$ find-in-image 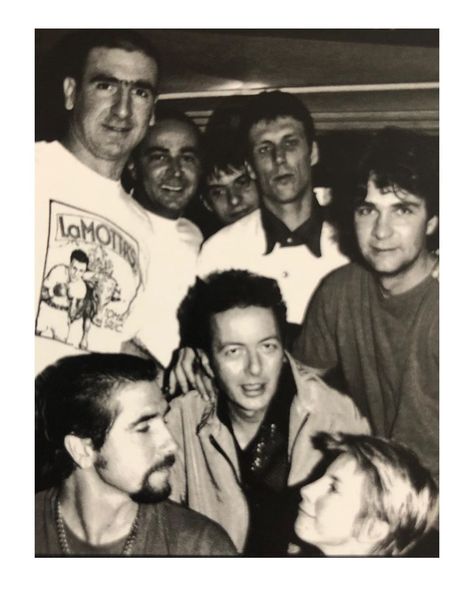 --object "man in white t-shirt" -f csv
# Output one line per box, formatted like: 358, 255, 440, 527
126, 108, 204, 366
36, 30, 162, 373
